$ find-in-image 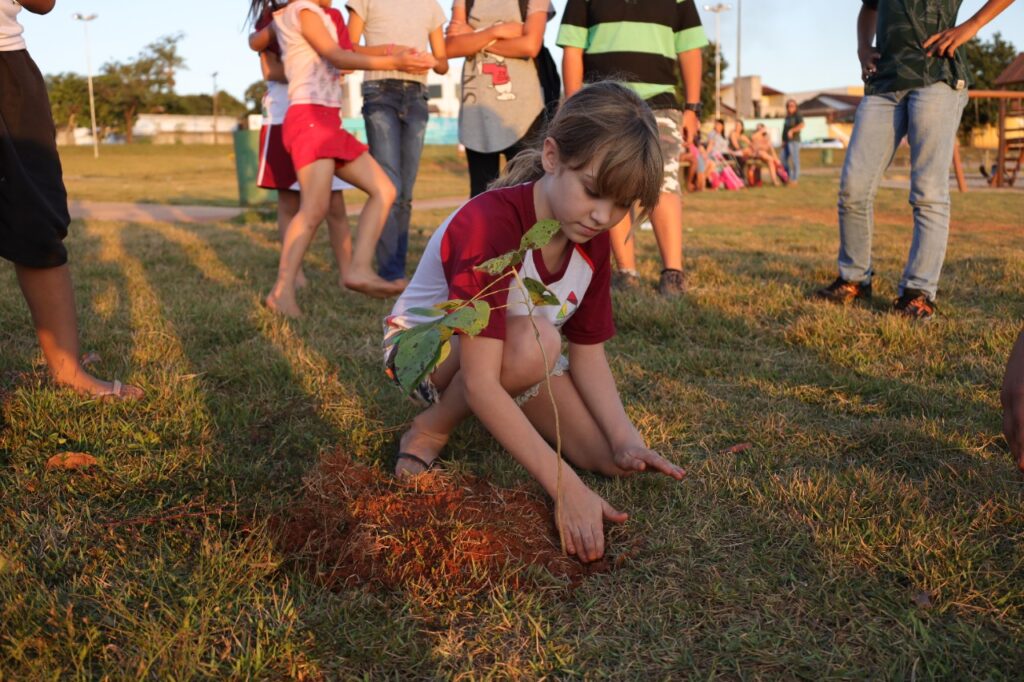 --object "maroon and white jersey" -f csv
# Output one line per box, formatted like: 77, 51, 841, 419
386, 182, 615, 345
